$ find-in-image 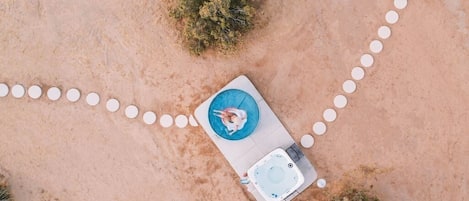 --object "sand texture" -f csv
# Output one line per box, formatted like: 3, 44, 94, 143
0, 0, 468, 200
